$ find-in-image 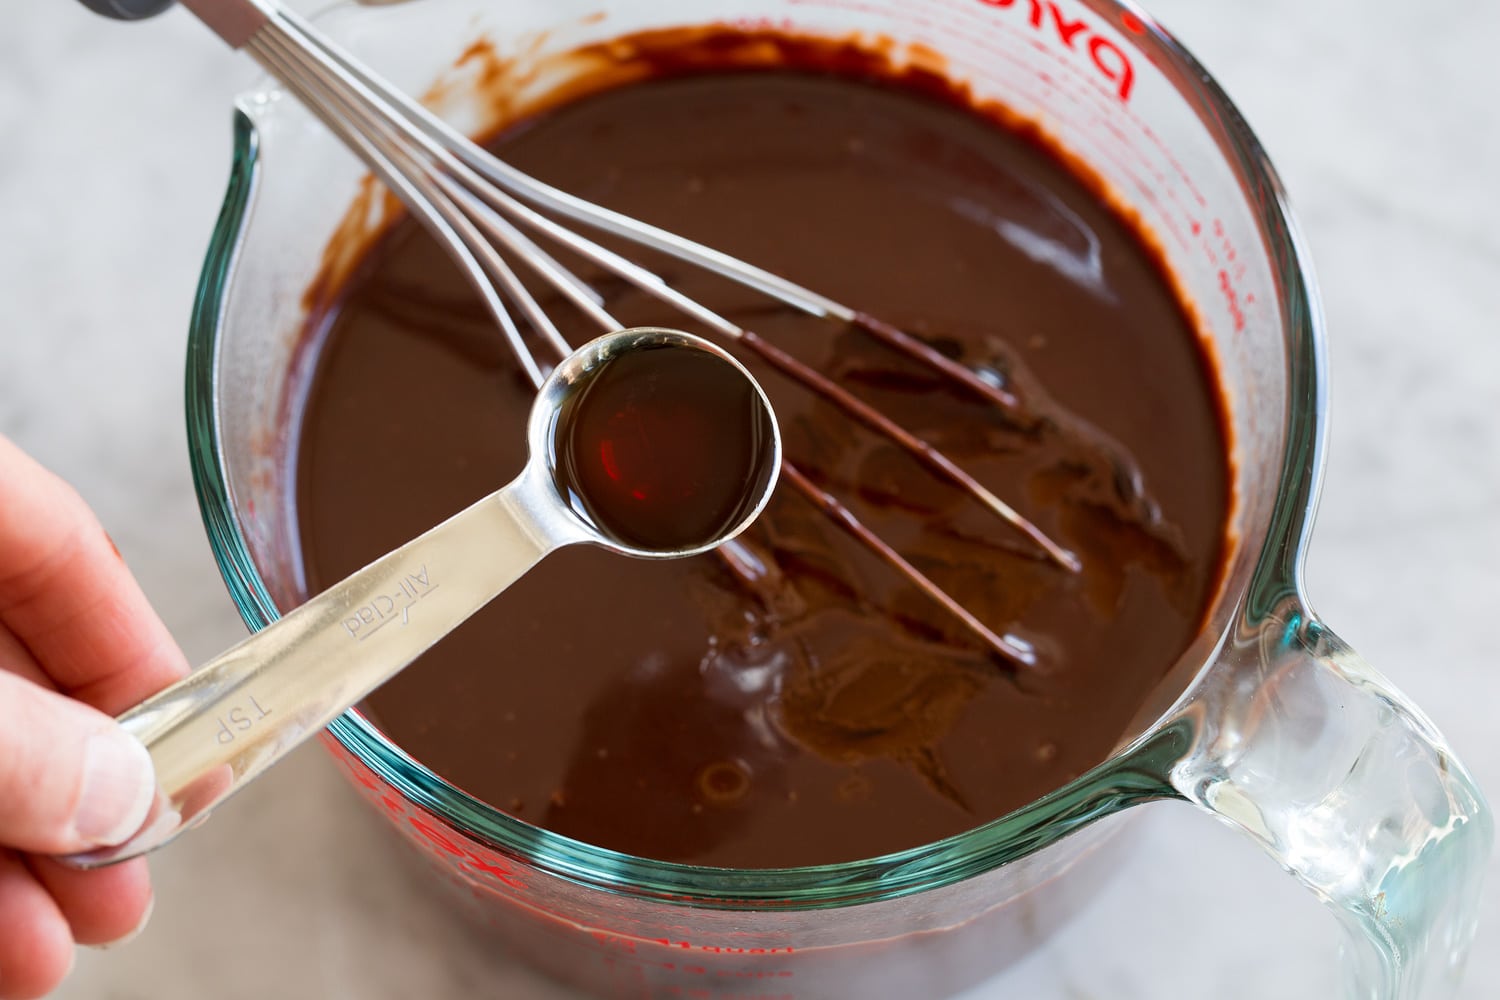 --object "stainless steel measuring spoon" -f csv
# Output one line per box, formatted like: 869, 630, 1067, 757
62, 328, 780, 868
